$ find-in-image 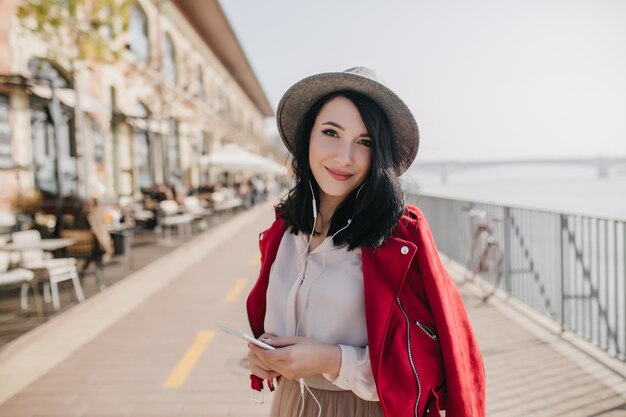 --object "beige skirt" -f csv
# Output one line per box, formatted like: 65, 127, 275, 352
269, 378, 384, 417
